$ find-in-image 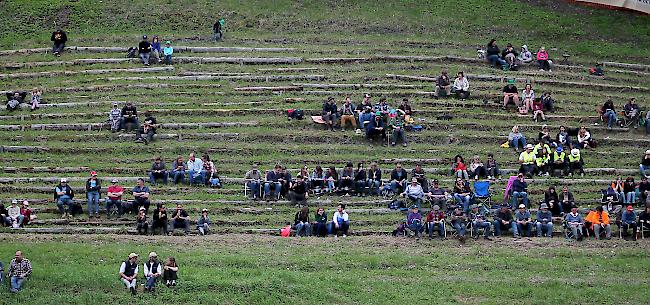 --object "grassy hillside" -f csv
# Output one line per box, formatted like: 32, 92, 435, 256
0, 0, 649, 61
